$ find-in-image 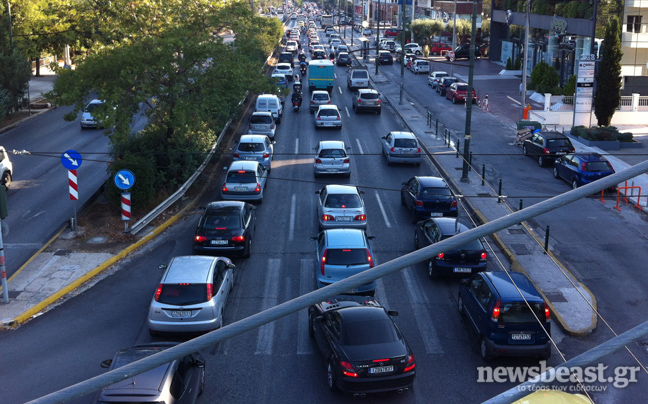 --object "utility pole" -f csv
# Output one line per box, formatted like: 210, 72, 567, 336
452, 0, 457, 51
375, 0, 381, 75
399, 3, 405, 104
460, 0, 478, 182
590, 0, 599, 55
410, 0, 415, 42
7, 1, 13, 48
520, 0, 530, 120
